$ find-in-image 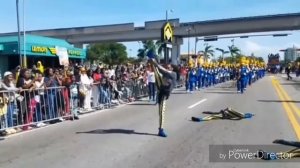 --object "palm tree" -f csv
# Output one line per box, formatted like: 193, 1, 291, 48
137, 40, 156, 59
155, 40, 165, 59
215, 48, 229, 61
201, 43, 214, 62
137, 40, 164, 60
228, 45, 241, 63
